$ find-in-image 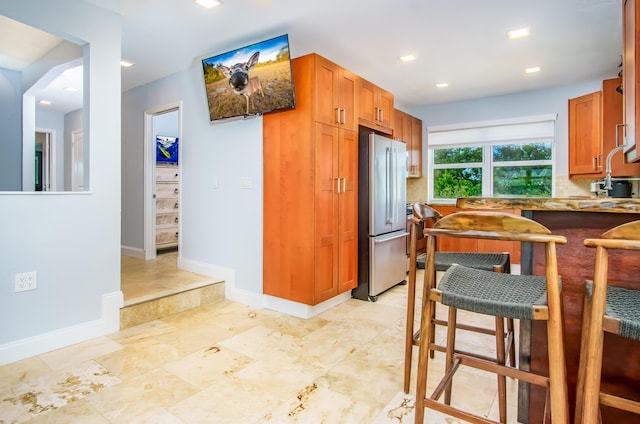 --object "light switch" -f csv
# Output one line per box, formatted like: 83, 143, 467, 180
240, 177, 252, 189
